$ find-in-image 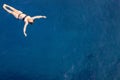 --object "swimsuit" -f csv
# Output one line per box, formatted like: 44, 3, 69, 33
18, 13, 27, 20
